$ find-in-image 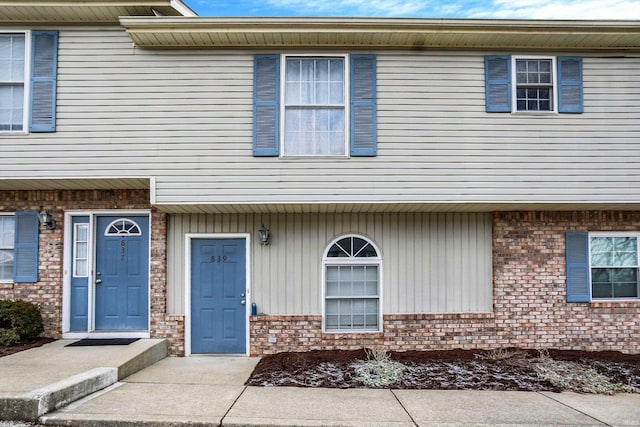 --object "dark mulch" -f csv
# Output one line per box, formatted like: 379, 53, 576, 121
0, 337, 55, 358
246, 348, 640, 392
